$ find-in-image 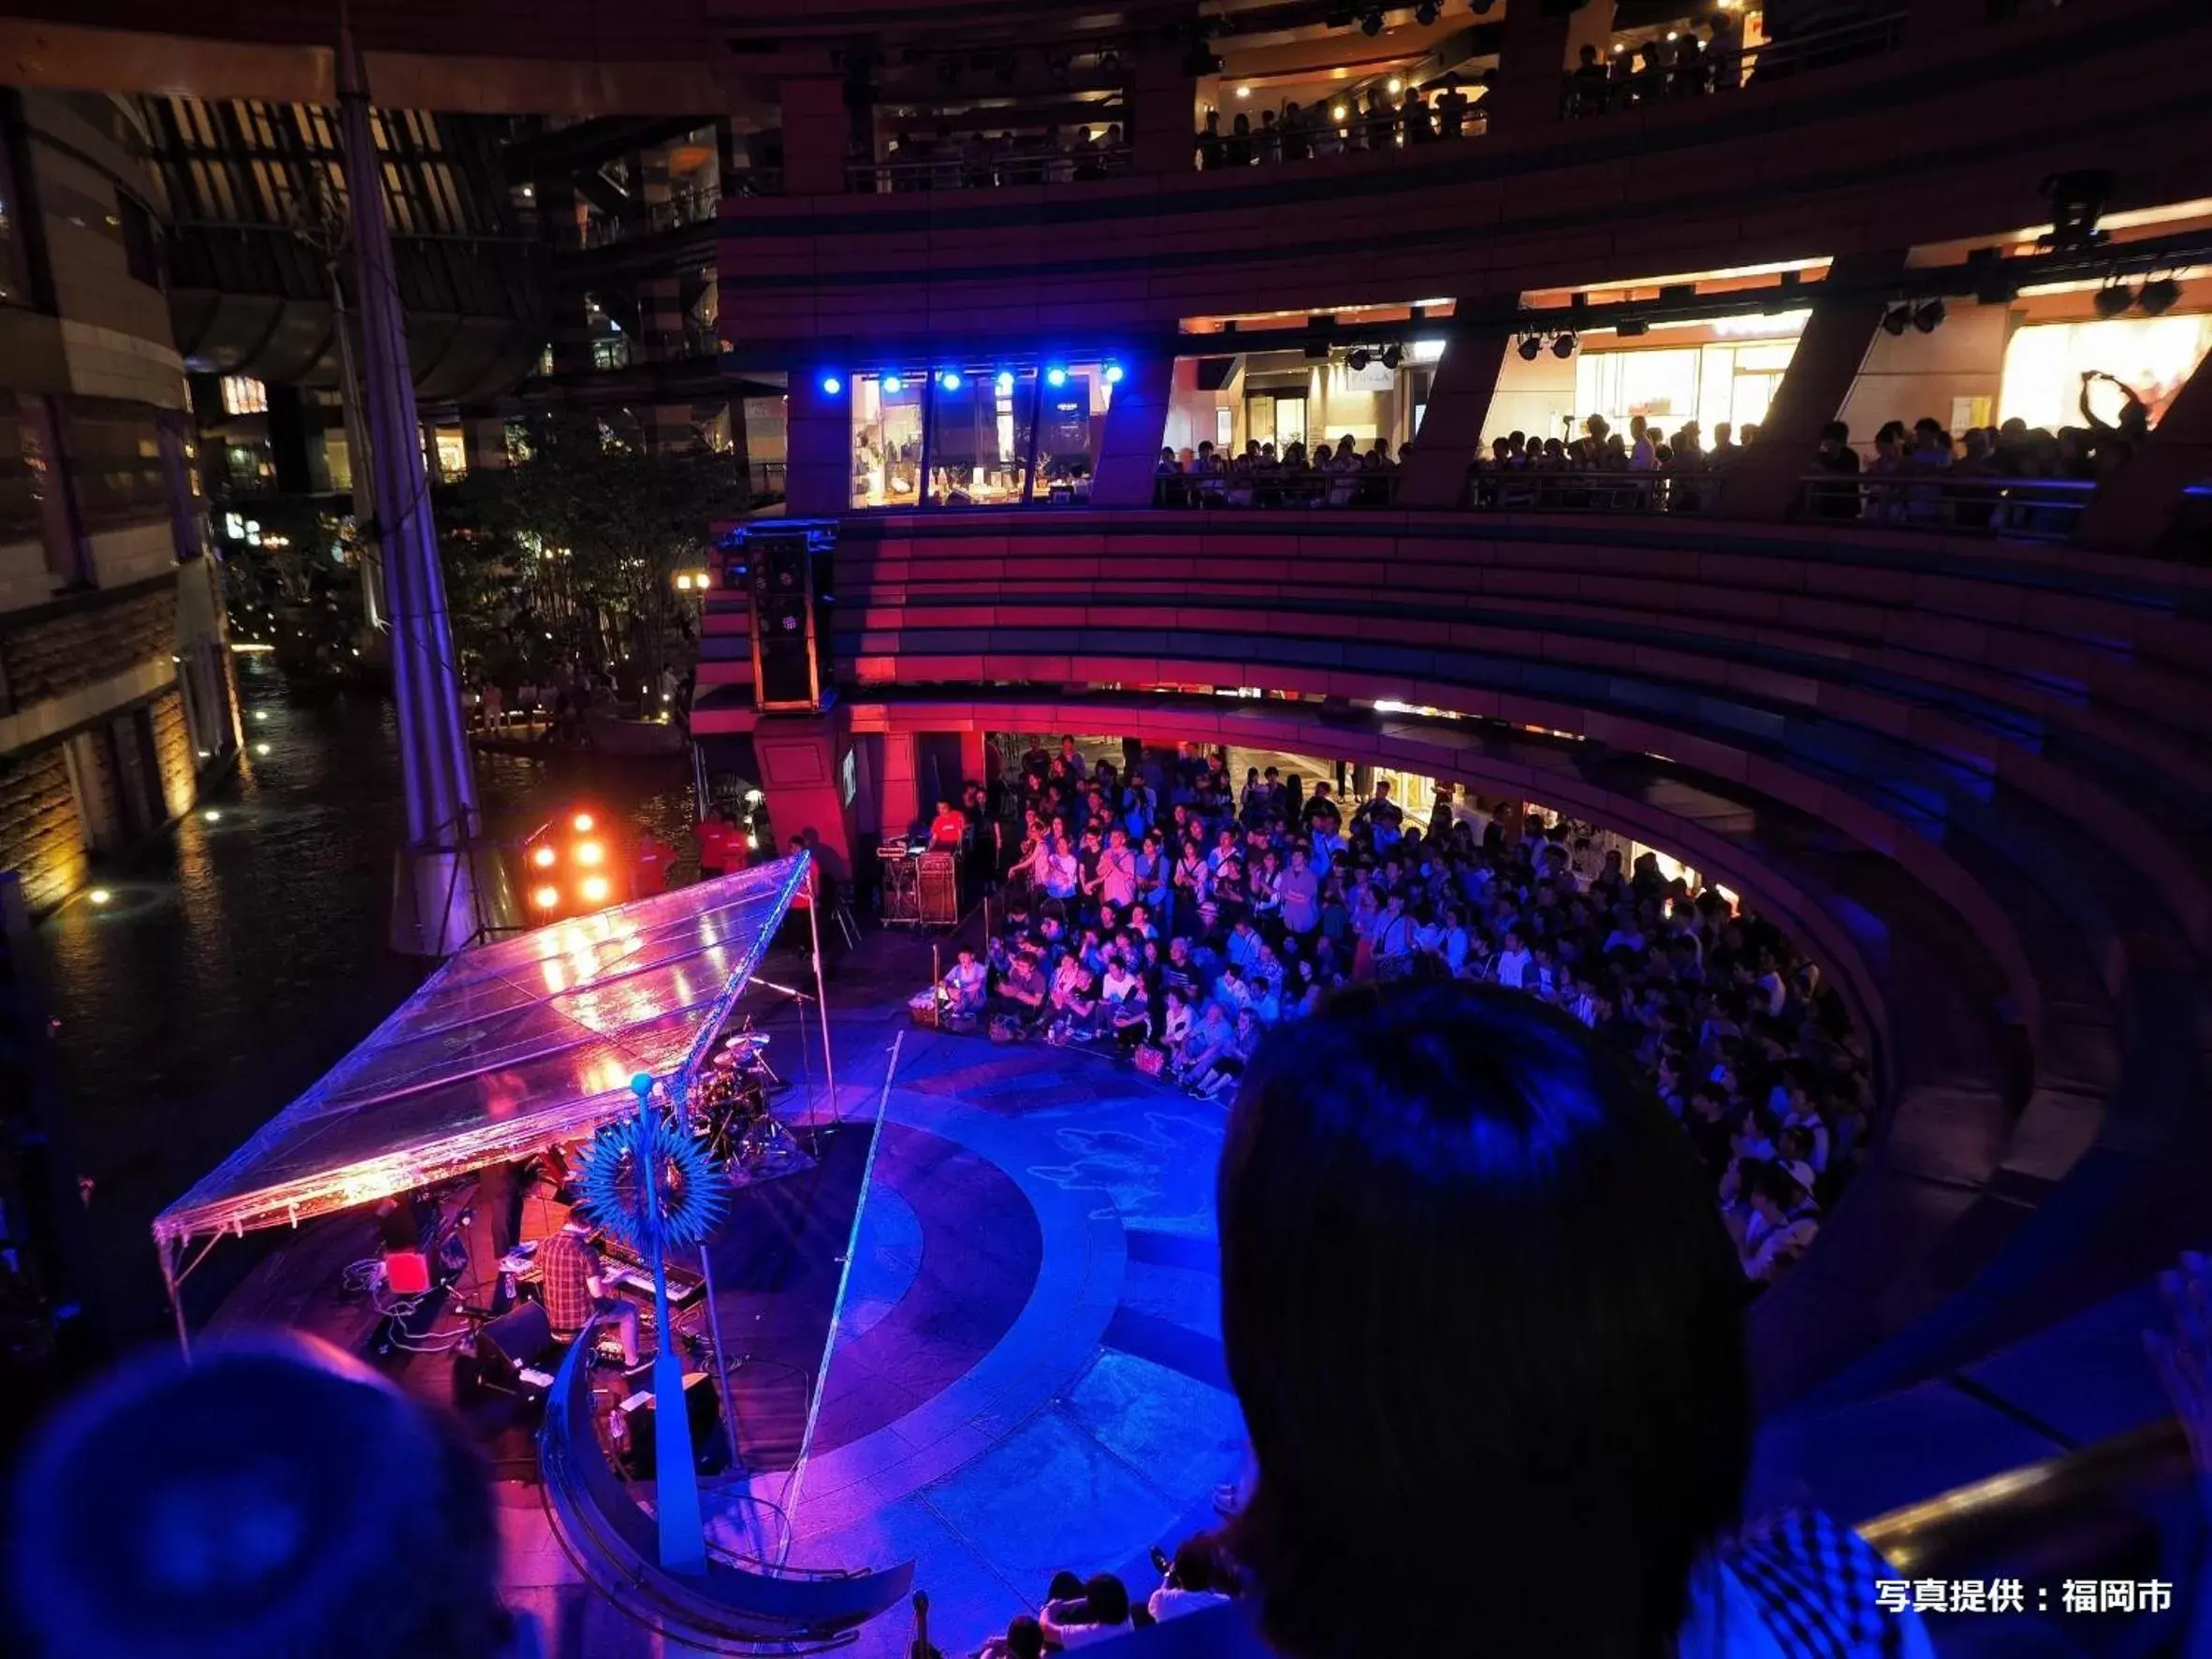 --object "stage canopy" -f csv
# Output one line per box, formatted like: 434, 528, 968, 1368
154, 854, 809, 1248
